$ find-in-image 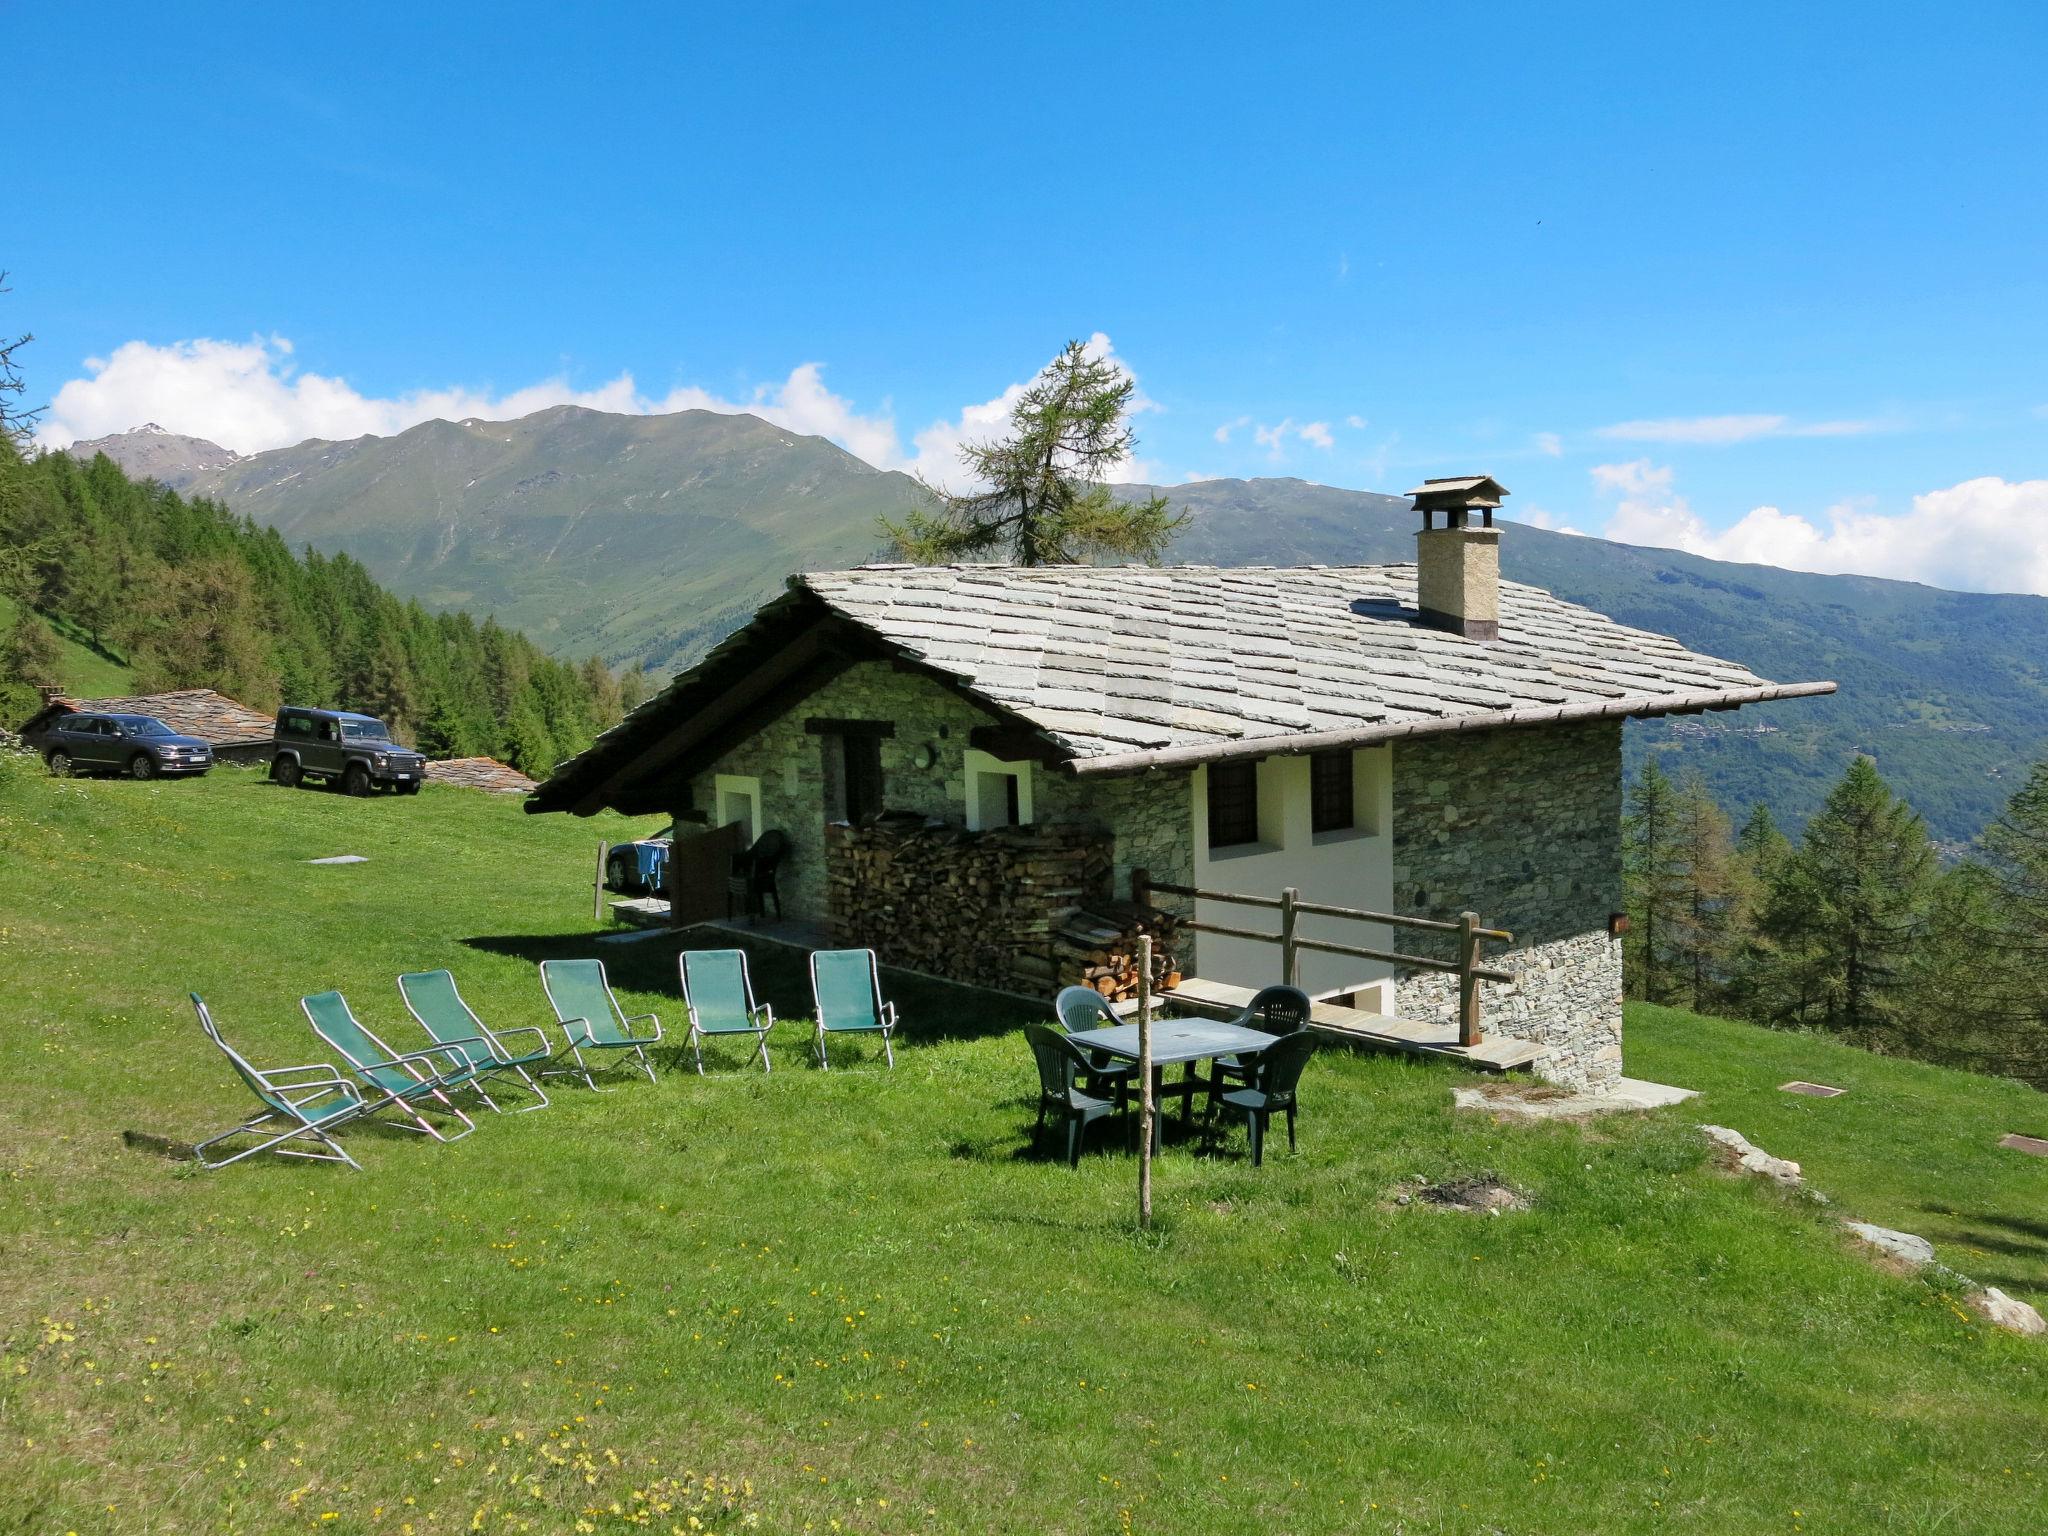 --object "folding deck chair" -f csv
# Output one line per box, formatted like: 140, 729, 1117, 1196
677, 948, 775, 1074
538, 957, 663, 1088
808, 948, 897, 1069
398, 968, 562, 1111
301, 990, 479, 1141
191, 994, 372, 1171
